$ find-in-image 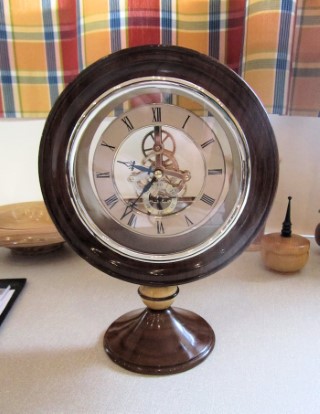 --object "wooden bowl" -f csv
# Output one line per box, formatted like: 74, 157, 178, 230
0, 201, 64, 254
